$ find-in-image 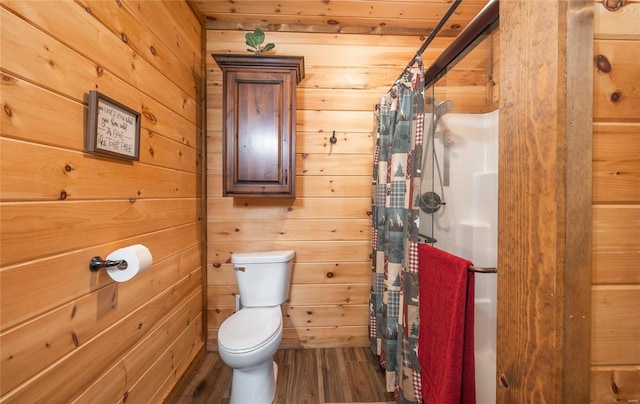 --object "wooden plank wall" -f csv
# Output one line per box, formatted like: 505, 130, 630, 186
591, 1, 640, 400
0, 1, 204, 402
206, 30, 496, 348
